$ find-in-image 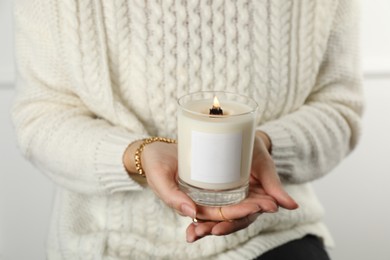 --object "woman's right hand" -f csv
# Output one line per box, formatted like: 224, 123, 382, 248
139, 141, 199, 218
123, 140, 197, 217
